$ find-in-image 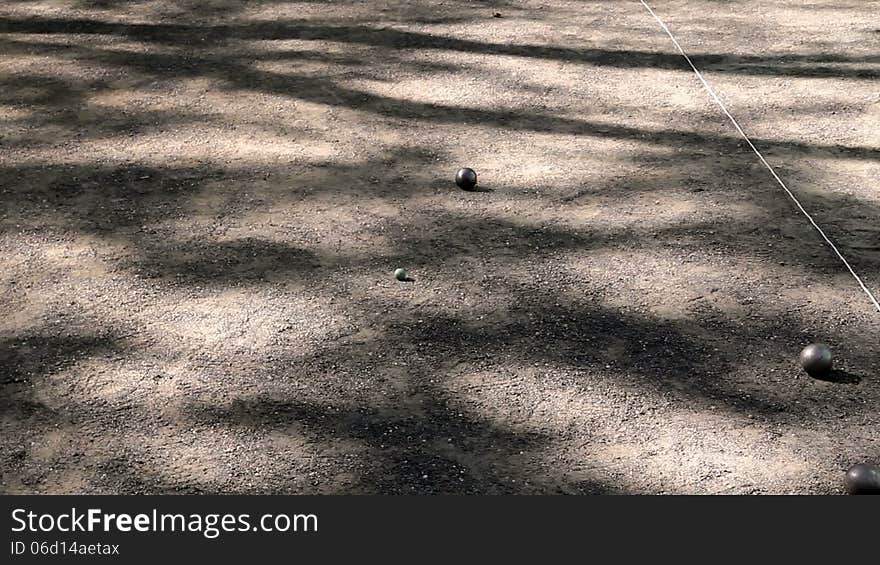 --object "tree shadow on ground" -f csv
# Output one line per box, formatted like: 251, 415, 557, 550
0, 332, 123, 391
129, 237, 321, 283
0, 330, 125, 491
0, 162, 225, 236
2, 2, 879, 494
288, 283, 877, 423
181, 393, 617, 494
1, 14, 877, 79
3, 33, 876, 164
